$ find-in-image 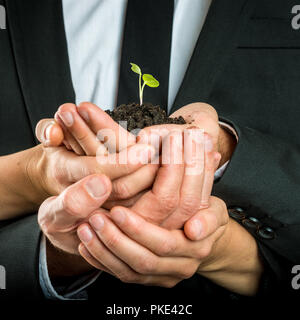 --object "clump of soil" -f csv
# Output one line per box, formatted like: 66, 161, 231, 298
105, 102, 186, 132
